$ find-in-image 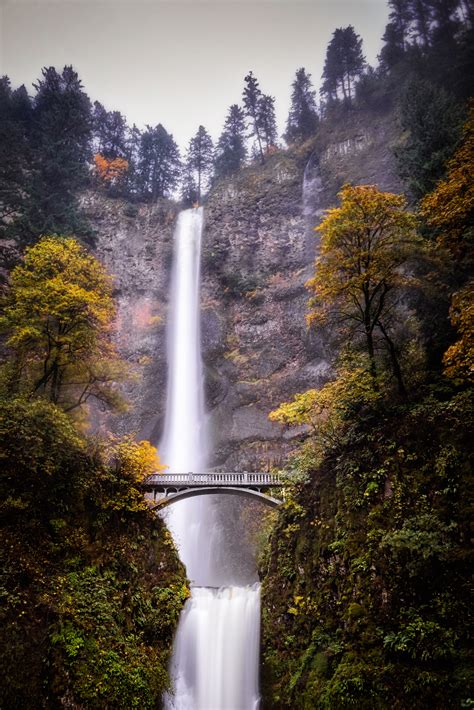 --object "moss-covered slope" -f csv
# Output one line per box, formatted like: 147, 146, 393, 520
0, 398, 188, 709
260, 386, 473, 709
